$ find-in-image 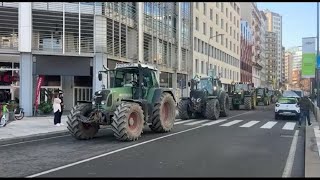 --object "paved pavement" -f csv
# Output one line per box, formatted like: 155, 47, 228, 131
0, 105, 305, 177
